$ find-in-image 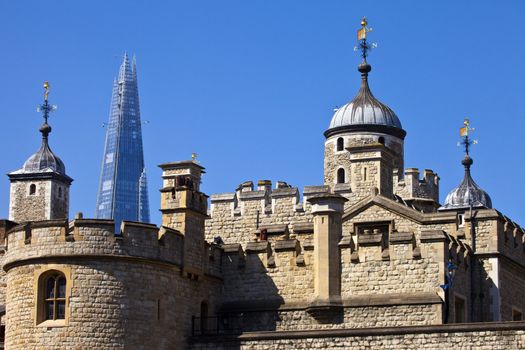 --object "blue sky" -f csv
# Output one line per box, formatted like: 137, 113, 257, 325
1, 1, 524, 225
